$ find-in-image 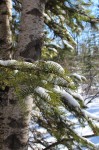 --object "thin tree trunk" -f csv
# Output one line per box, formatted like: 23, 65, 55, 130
0, 0, 45, 150
0, 0, 12, 59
